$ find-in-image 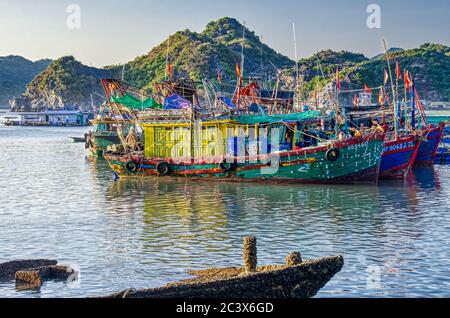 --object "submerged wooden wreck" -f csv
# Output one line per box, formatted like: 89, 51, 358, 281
105, 237, 344, 299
